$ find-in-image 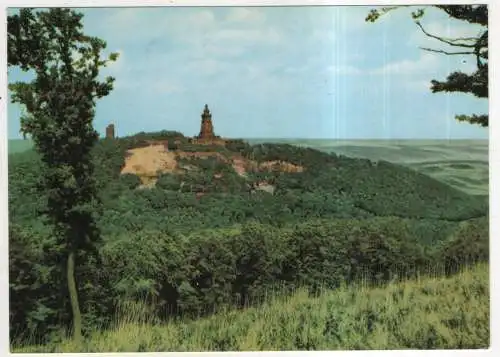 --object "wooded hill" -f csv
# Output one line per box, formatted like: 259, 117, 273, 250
8, 130, 489, 344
